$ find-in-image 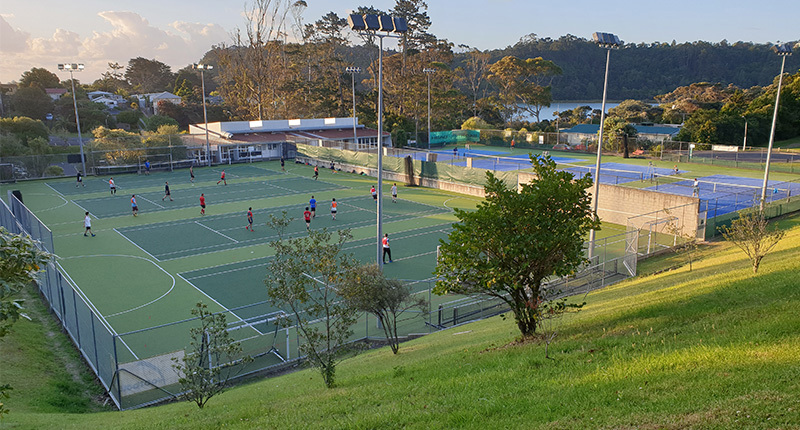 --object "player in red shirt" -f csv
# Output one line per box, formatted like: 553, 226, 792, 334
303, 207, 312, 230
371, 186, 377, 203
313, 165, 319, 180
246, 207, 254, 231
217, 170, 226, 185
199, 193, 206, 215
330, 198, 338, 220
